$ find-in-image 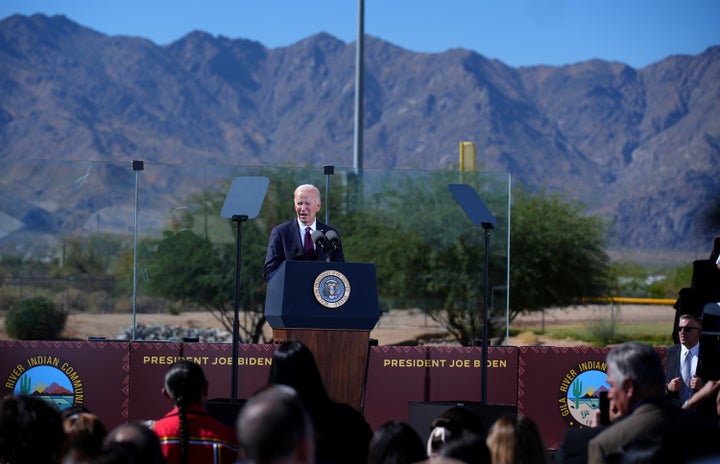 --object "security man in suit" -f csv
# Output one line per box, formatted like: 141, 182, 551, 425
665, 313, 706, 406
262, 184, 344, 282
